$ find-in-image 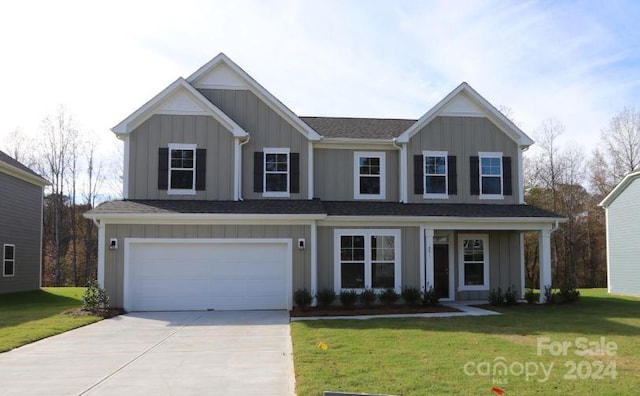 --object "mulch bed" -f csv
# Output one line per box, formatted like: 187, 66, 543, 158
62, 308, 126, 319
290, 304, 460, 317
